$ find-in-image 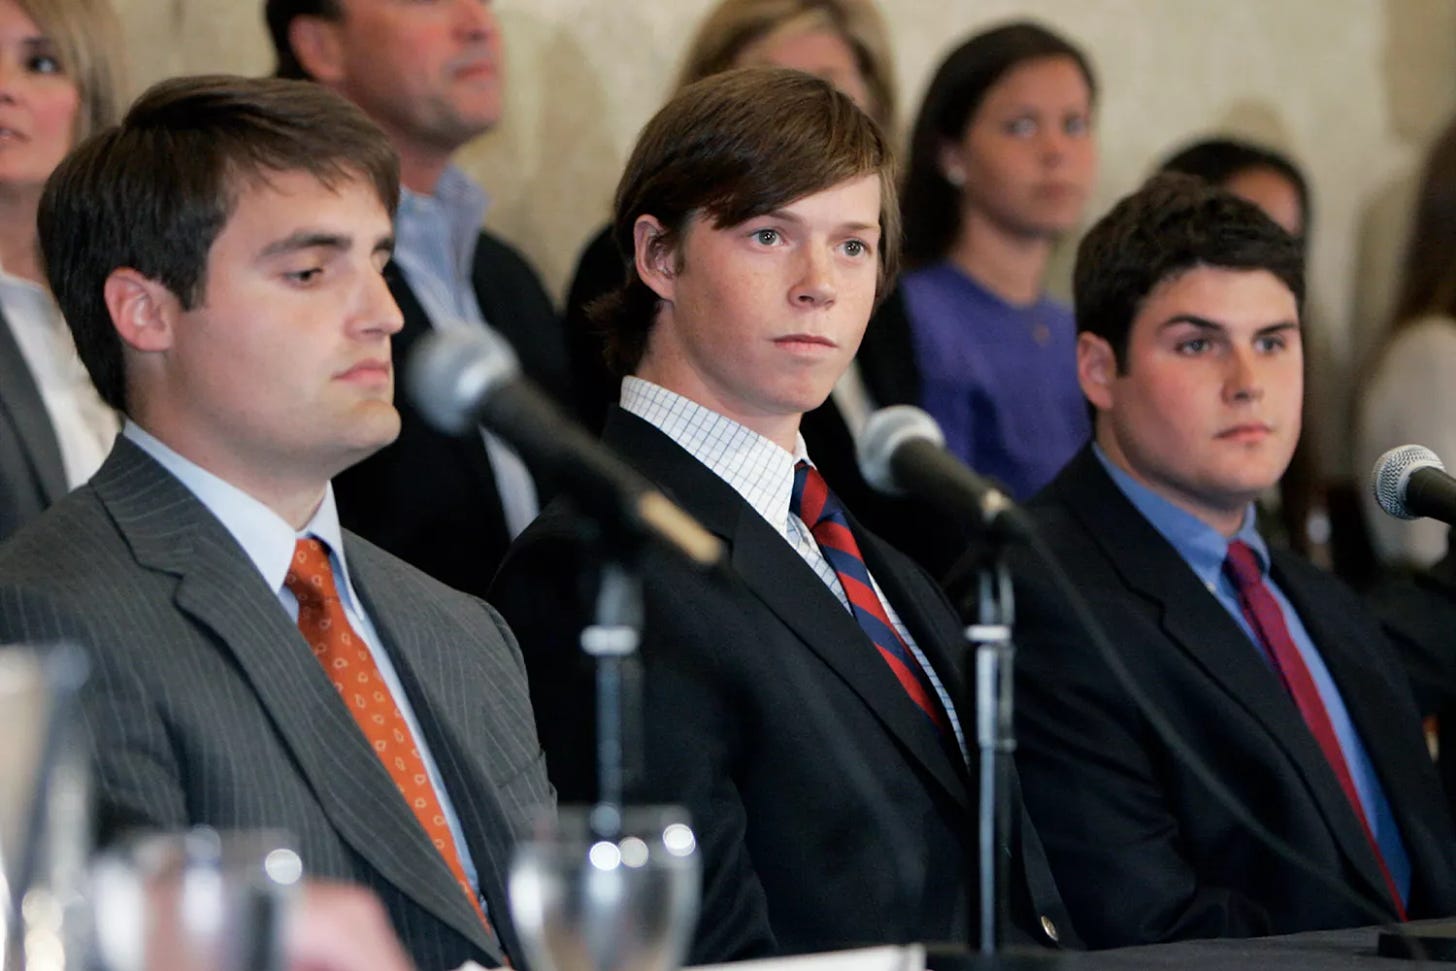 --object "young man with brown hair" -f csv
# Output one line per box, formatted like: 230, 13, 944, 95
0, 74, 551, 971
492, 67, 1072, 963
1009, 172, 1456, 947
